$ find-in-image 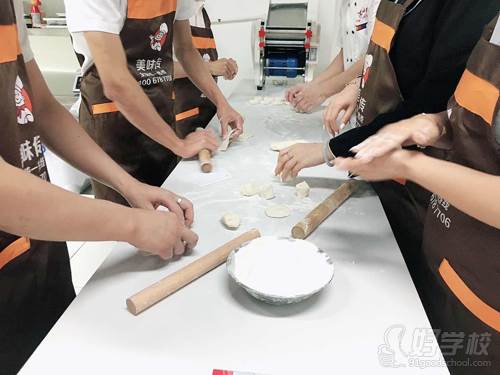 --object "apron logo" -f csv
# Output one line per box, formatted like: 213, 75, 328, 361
15, 76, 34, 125
355, 7, 369, 31
202, 53, 211, 62
150, 23, 169, 51
361, 54, 373, 89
